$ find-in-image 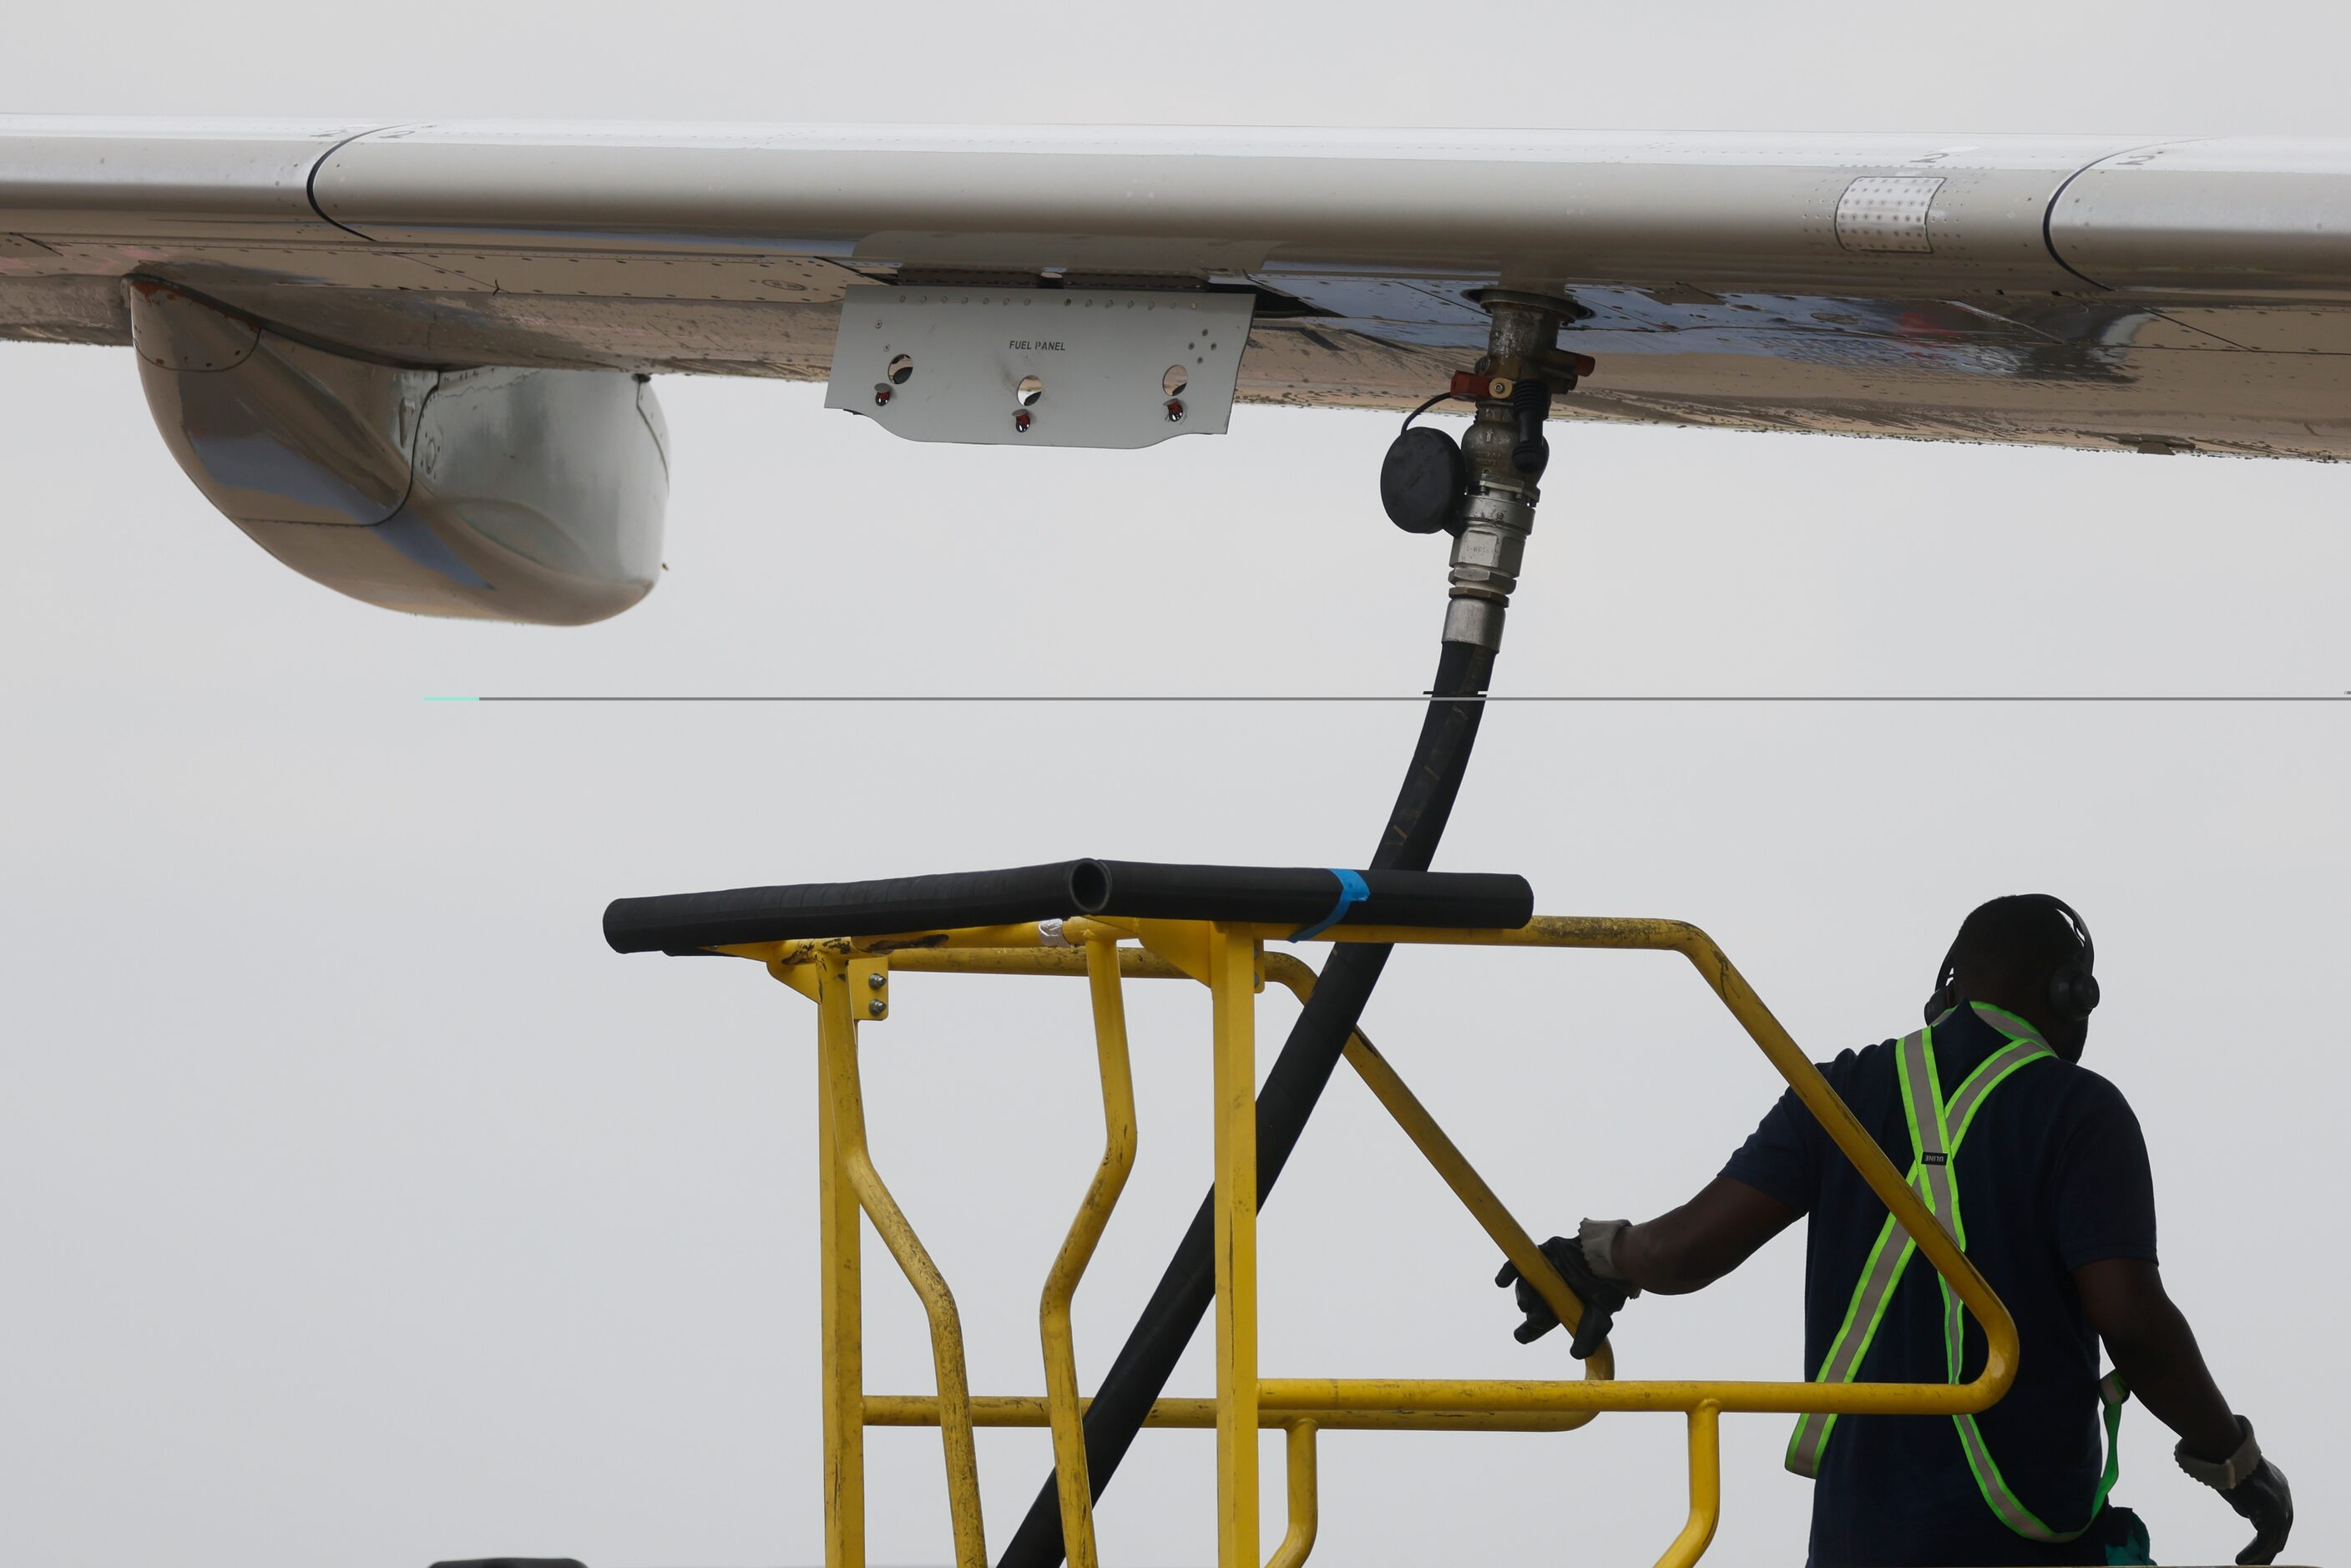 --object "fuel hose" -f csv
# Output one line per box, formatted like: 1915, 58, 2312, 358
997, 636, 1498, 1568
